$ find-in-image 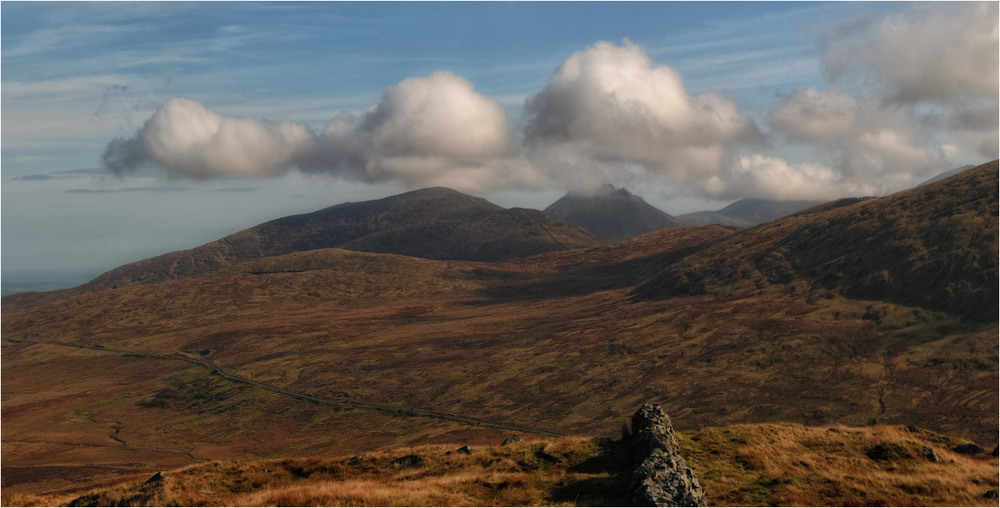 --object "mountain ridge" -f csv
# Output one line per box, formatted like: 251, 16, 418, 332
678, 198, 822, 227
636, 161, 999, 321
2, 187, 601, 310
